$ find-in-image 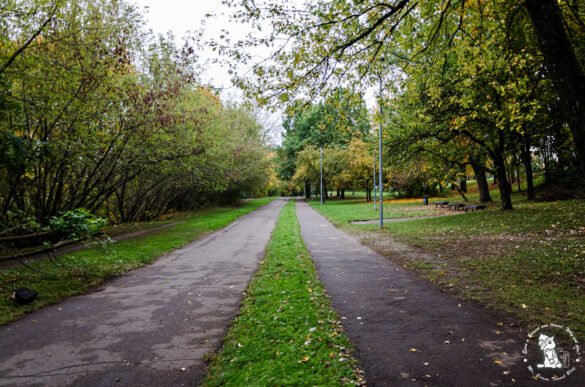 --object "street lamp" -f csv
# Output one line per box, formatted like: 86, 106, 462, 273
373, 132, 377, 210
320, 147, 323, 205
379, 75, 384, 229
